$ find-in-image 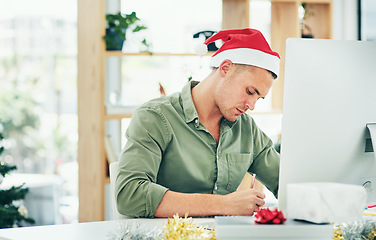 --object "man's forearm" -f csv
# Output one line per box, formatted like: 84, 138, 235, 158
153, 190, 227, 217
153, 188, 265, 218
